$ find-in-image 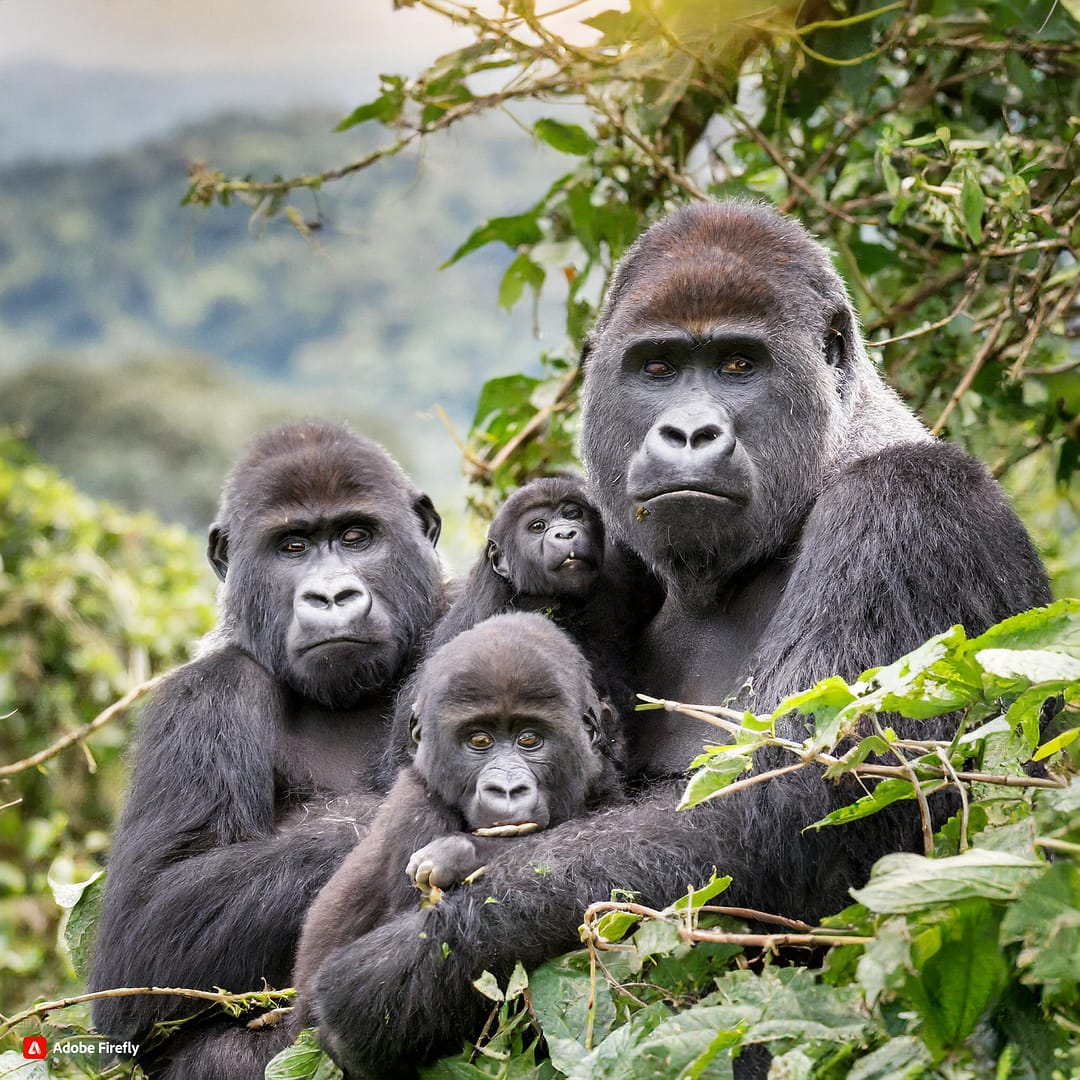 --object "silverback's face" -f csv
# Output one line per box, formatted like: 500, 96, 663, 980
581, 202, 852, 588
